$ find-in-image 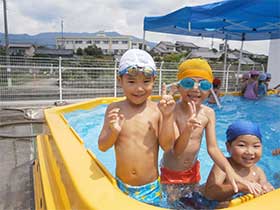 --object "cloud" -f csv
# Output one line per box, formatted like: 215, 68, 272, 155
0, 0, 270, 54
